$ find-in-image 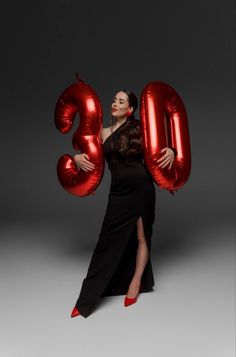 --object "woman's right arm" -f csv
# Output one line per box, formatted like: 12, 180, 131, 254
74, 127, 105, 171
